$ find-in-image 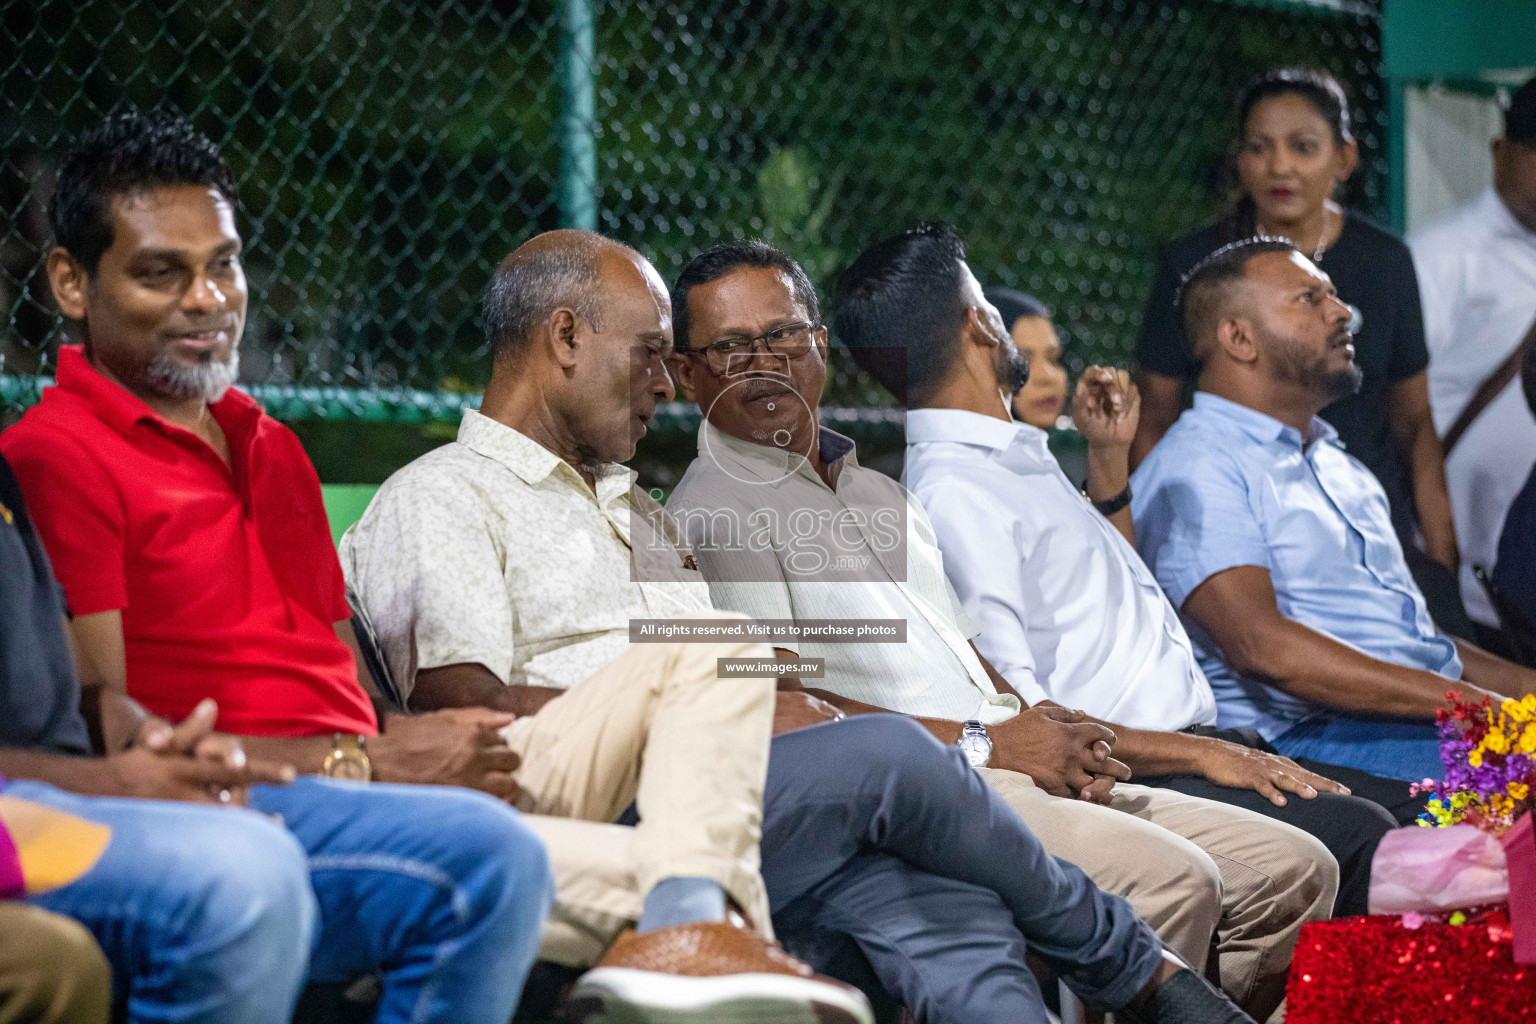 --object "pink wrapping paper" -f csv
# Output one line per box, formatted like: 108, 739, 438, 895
0, 823, 20, 900
1501, 813, 1536, 964
1367, 824, 1509, 915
